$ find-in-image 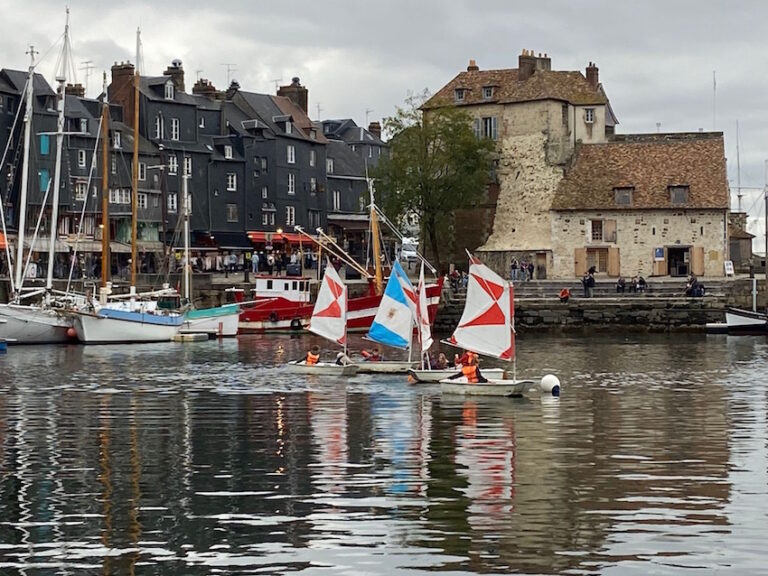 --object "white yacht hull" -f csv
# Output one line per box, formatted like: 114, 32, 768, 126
440, 377, 536, 397
180, 311, 240, 337
409, 367, 505, 383
285, 361, 359, 376
0, 304, 75, 344
72, 311, 182, 344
